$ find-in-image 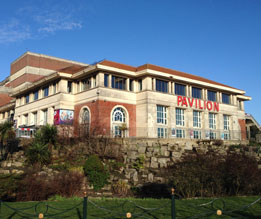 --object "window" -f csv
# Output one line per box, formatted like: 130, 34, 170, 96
67, 81, 72, 93
156, 79, 168, 93
176, 108, 185, 126
157, 128, 168, 138
210, 131, 216, 140
79, 108, 90, 136
104, 74, 109, 87
25, 94, 29, 104
129, 79, 134, 91
192, 87, 202, 99
209, 113, 216, 129
176, 129, 185, 138
43, 86, 49, 97
34, 91, 38, 101
33, 112, 37, 125
138, 79, 142, 91
112, 76, 126, 90
222, 93, 230, 104
82, 78, 91, 91
43, 109, 48, 125
112, 107, 128, 137
175, 83, 186, 96
193, 130, 201, 139
238, 100, 242, 110
223, 115, 230, 140
208, 90, 216, 102
157, 105, 167, 125
193, 111, 201, 128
